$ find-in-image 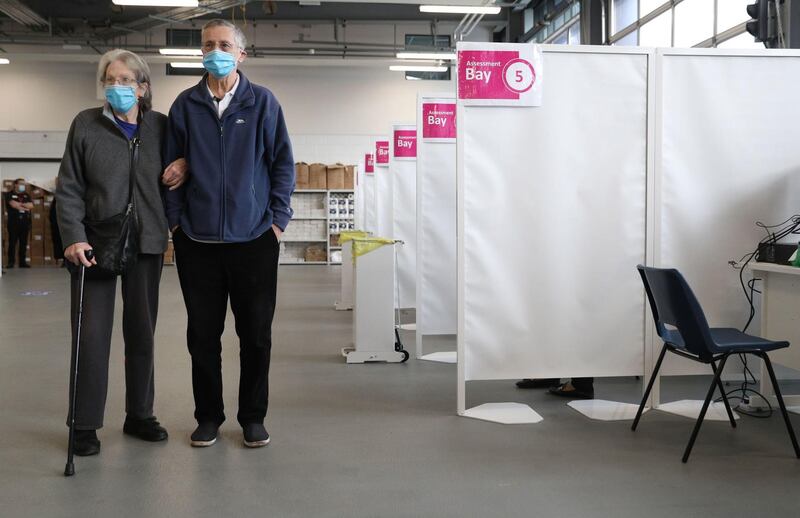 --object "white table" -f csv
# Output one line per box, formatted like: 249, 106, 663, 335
341, 242, 406, 363
750, 262, 800, 411
335, 241, 354, 311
